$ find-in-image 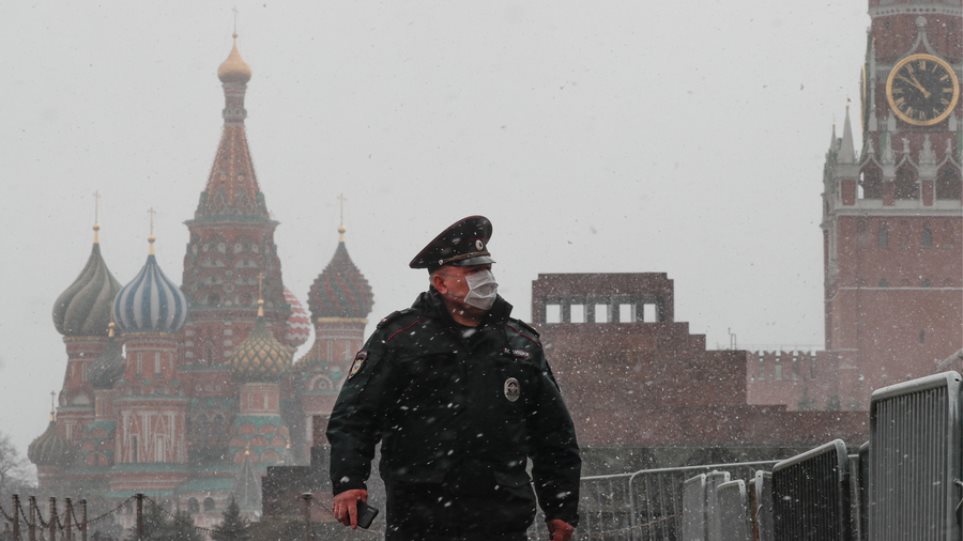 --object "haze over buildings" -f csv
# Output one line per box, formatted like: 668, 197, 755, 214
0, 1, 902, 461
